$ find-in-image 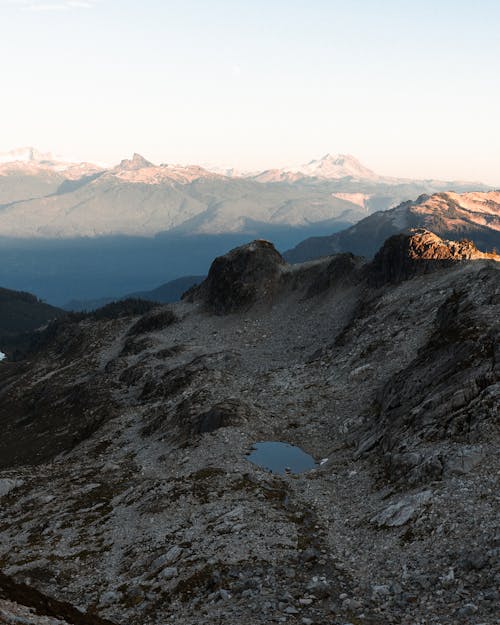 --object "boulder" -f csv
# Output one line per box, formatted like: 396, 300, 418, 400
370, 491, 432, 527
